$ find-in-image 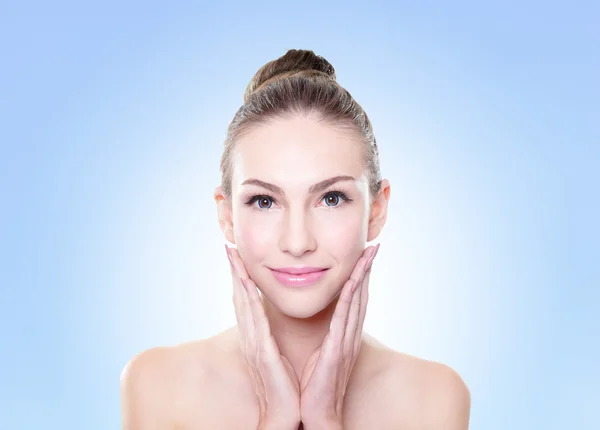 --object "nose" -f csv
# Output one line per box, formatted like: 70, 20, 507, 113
278, 206, 317, 257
